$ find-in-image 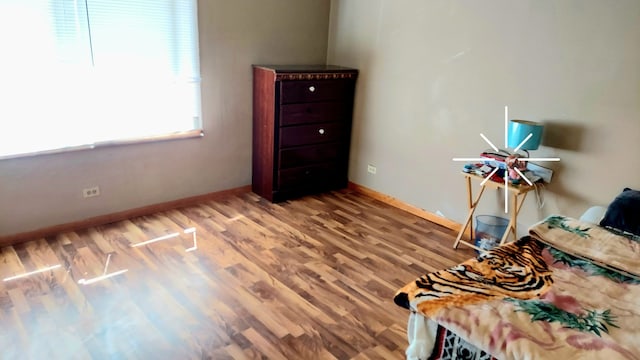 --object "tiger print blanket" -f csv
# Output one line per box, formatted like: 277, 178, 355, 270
395, 216, 640, 360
